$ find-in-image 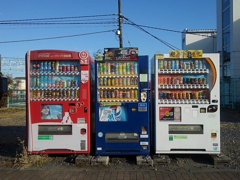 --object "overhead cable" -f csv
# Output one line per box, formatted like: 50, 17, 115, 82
123, 16, 179, 50
0, 29, 116, 44
0, 14, 117, 23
